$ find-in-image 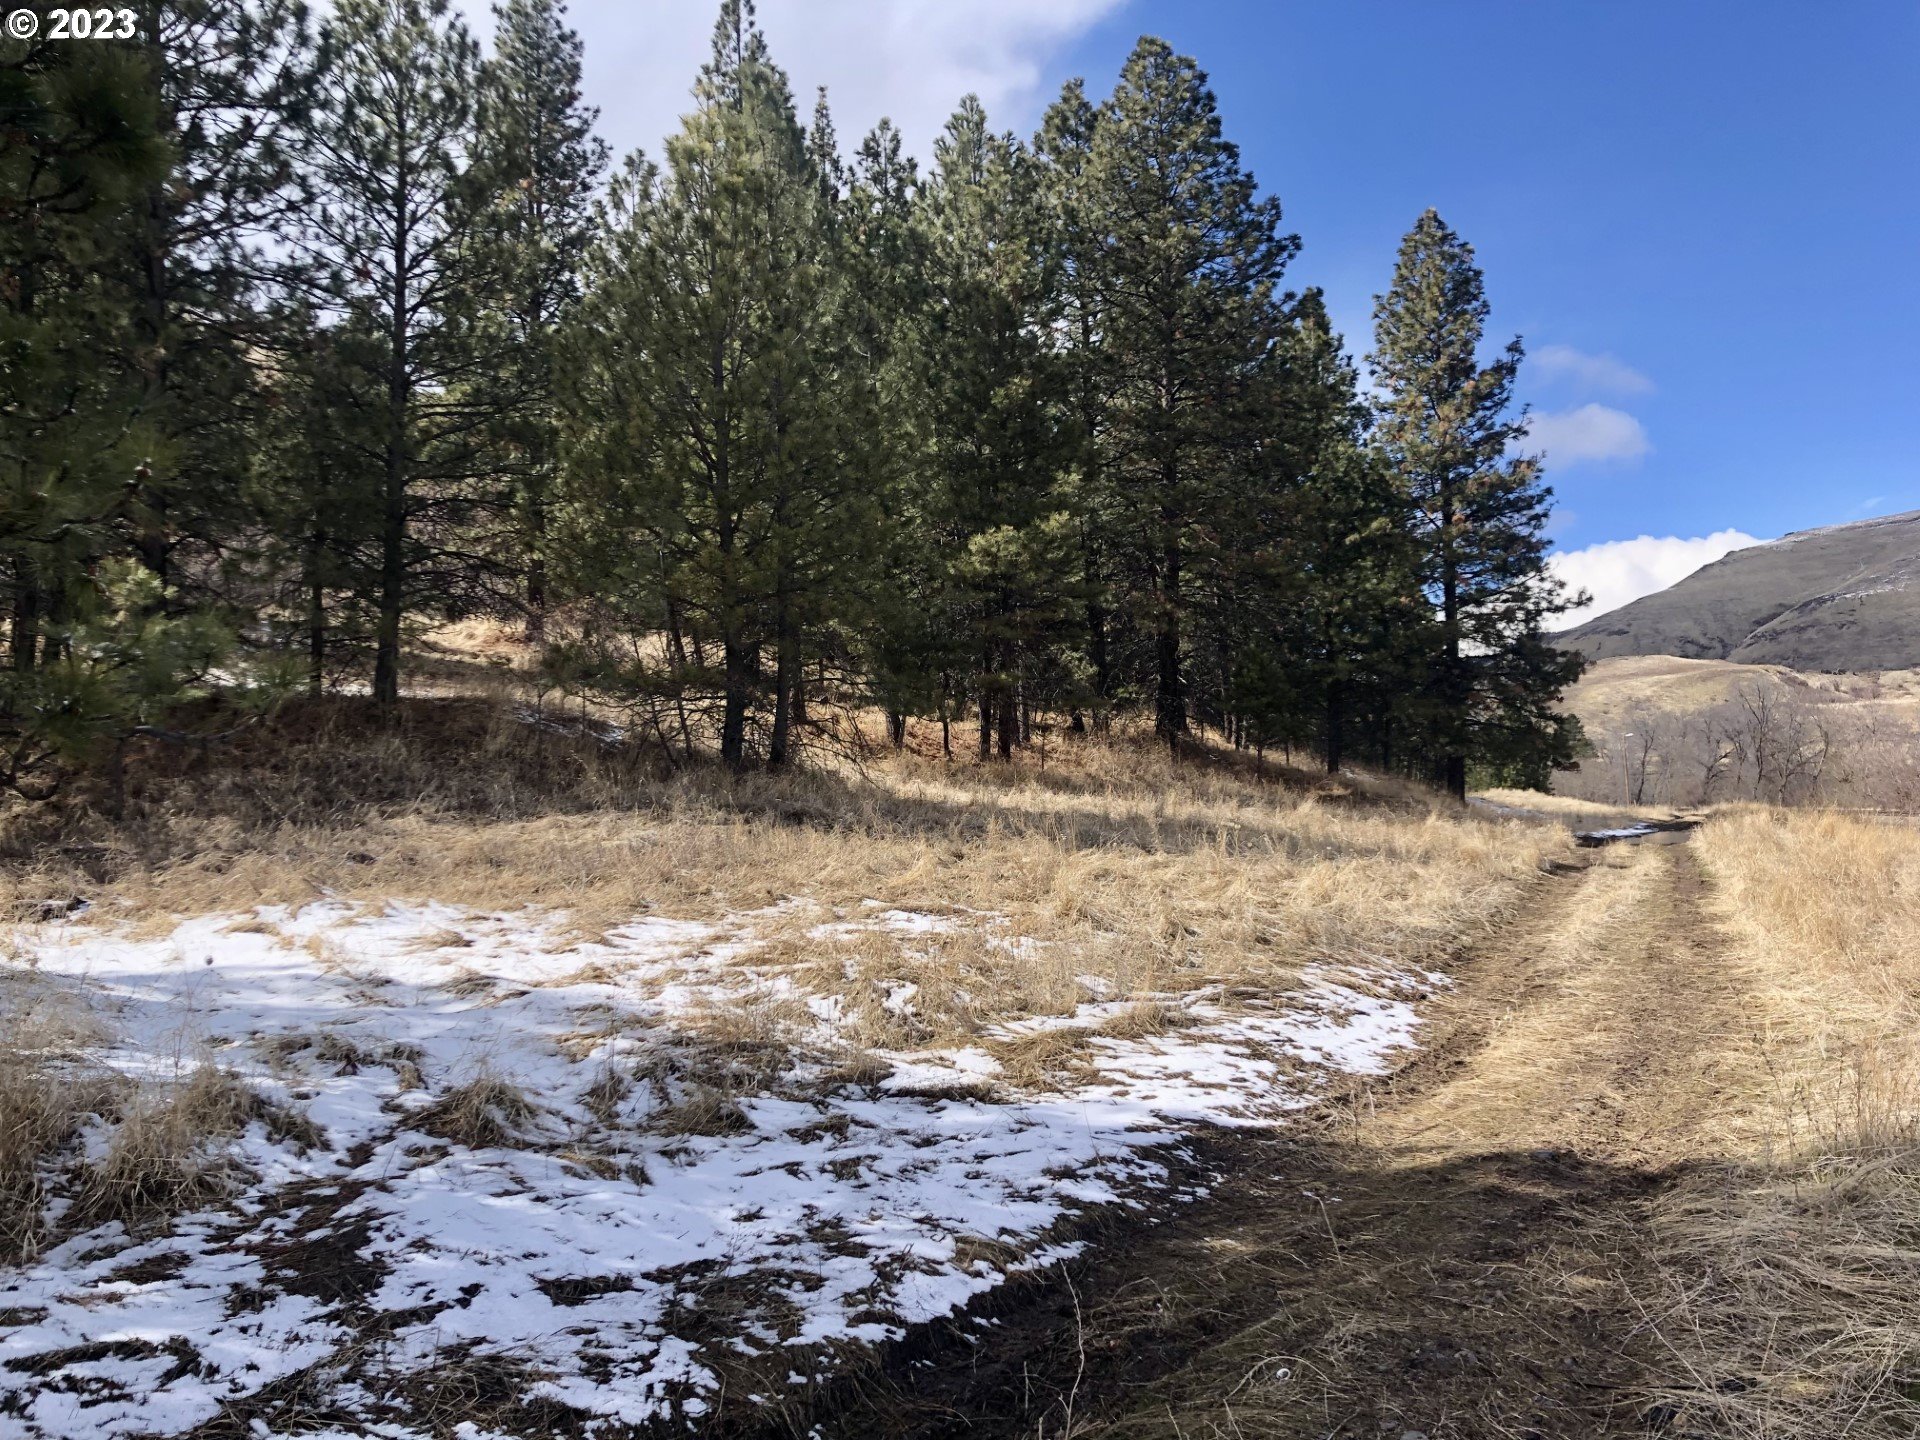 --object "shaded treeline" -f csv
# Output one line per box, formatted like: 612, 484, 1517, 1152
1, 0, 1583, 800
